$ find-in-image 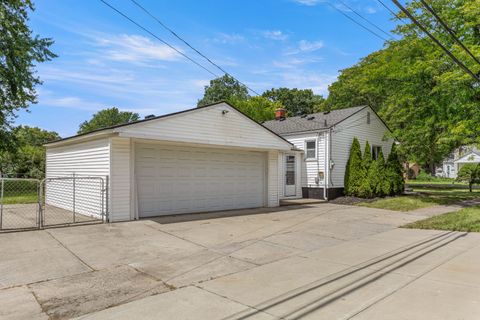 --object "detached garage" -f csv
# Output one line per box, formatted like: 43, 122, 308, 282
44, 102, 295, 222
